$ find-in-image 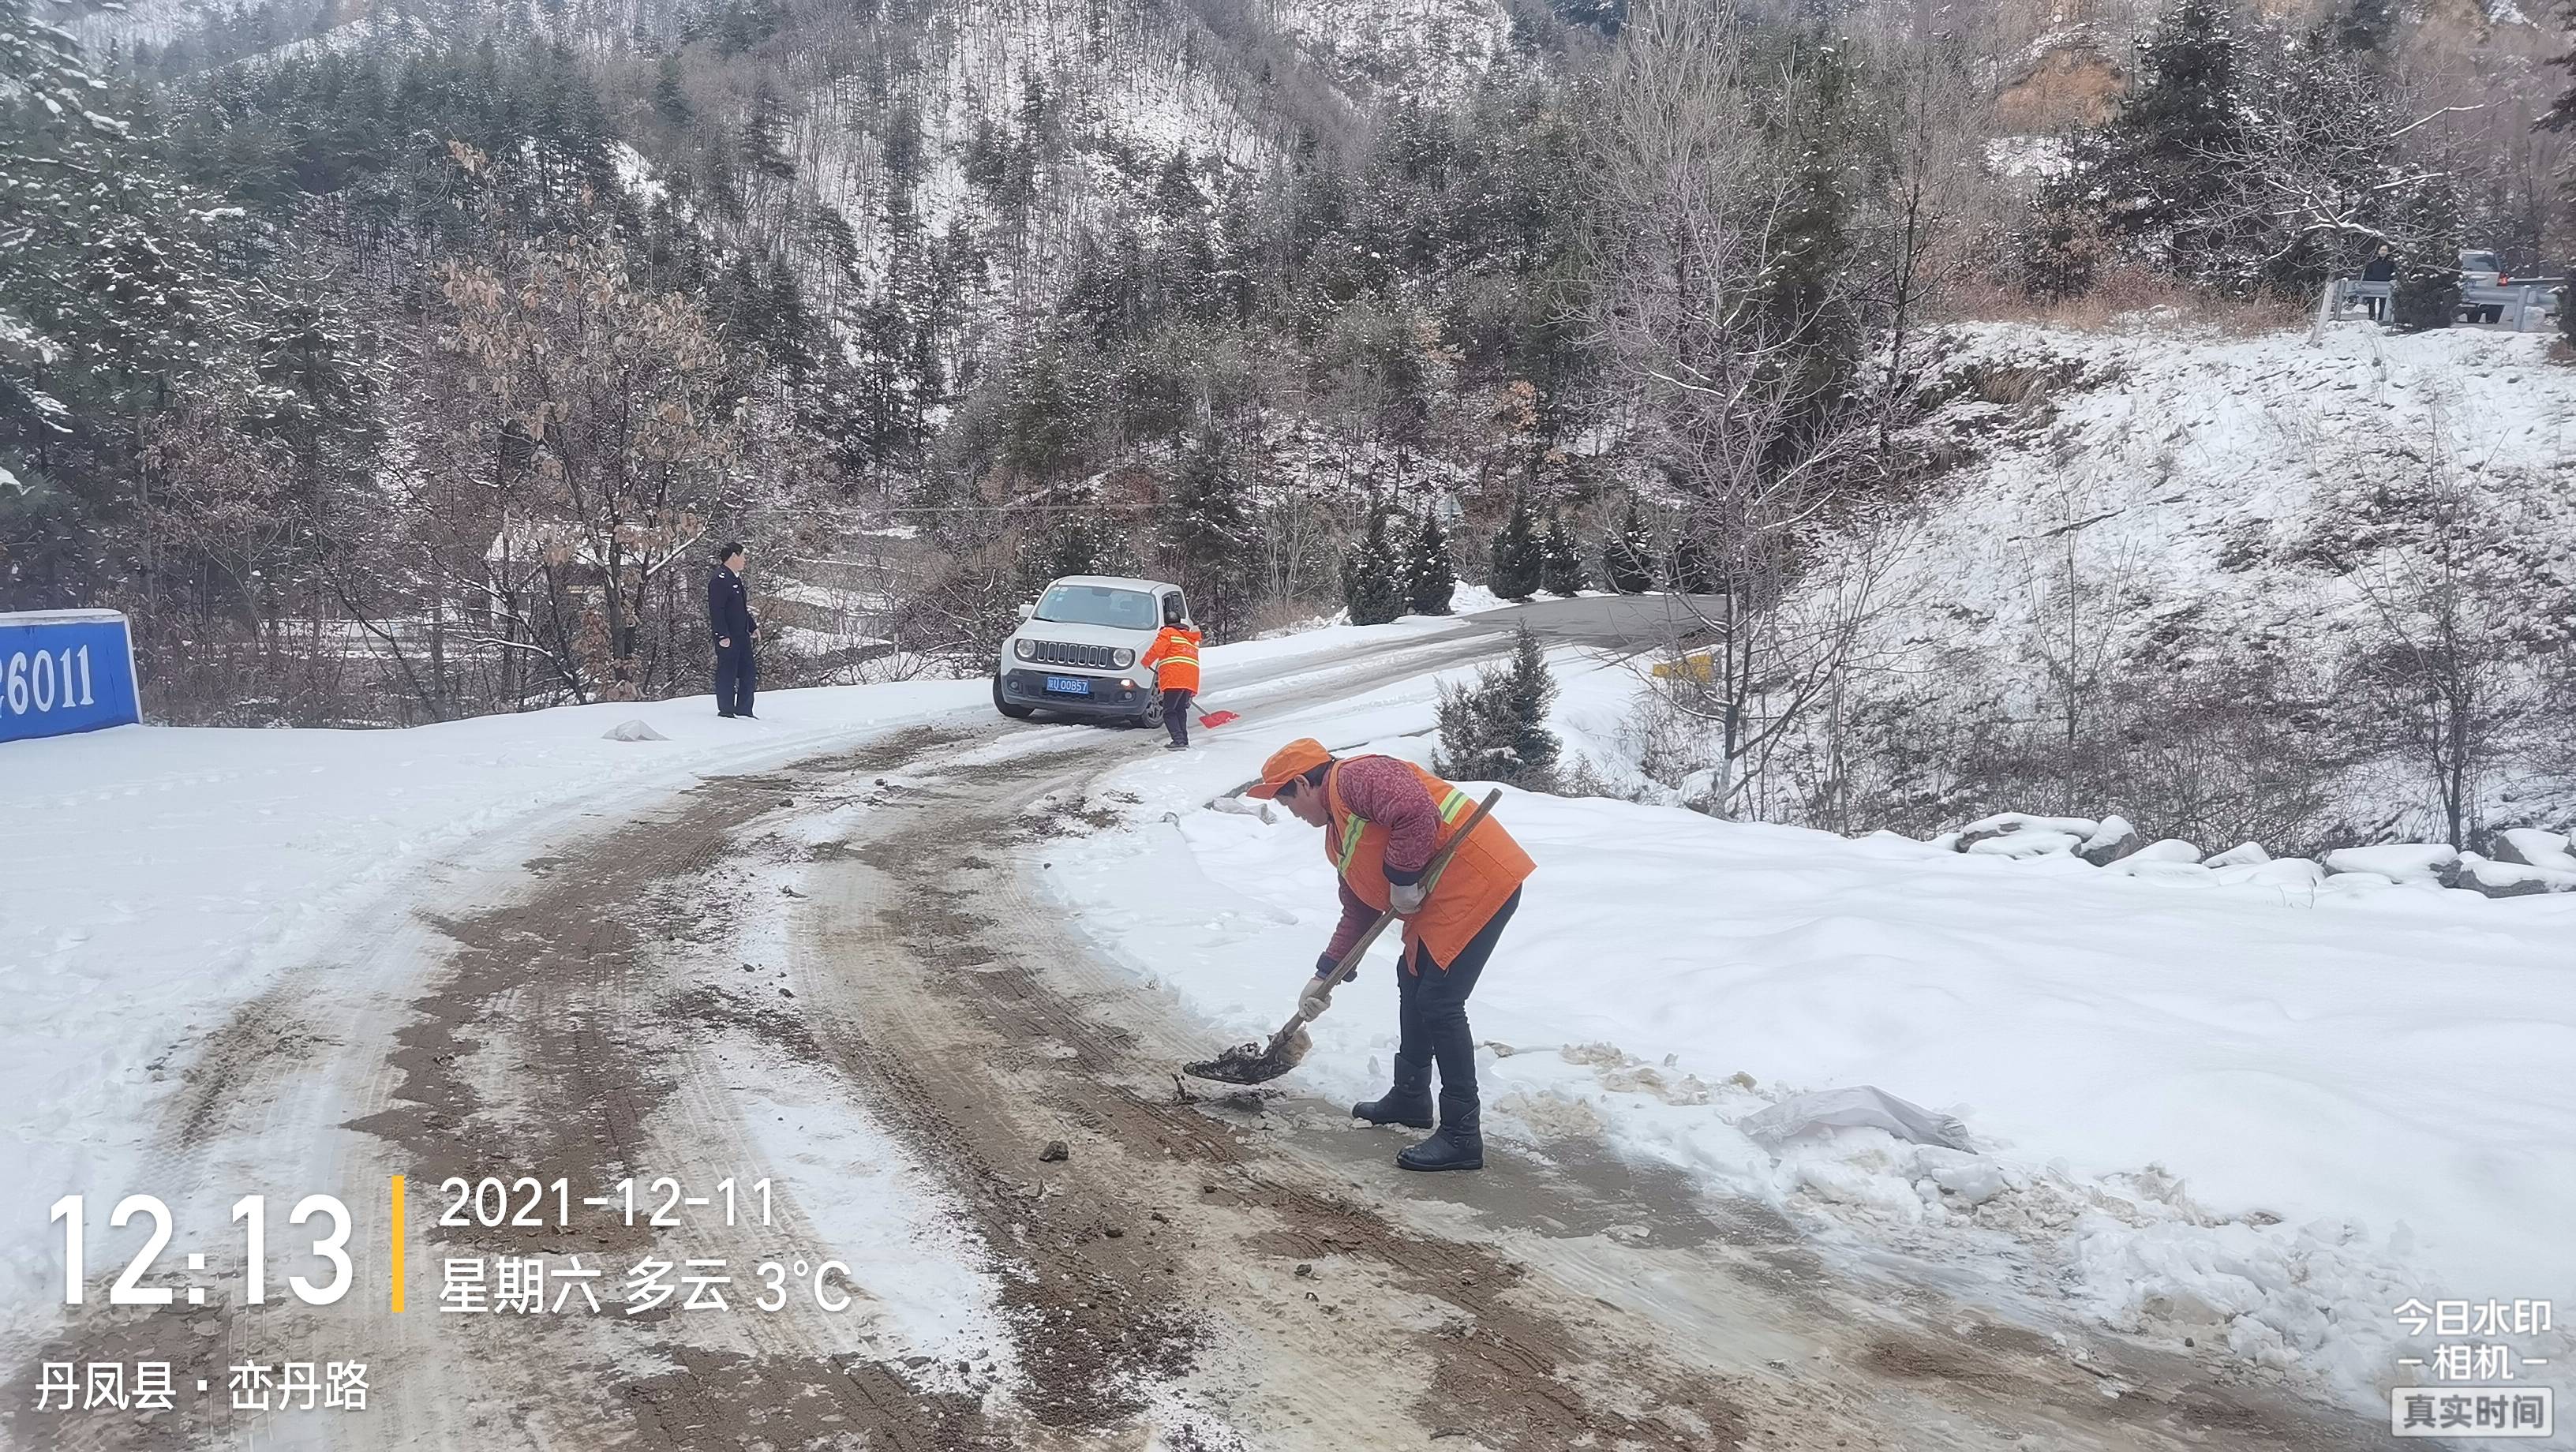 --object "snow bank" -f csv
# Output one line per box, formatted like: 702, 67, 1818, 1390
2499, 828, 2576, 871
1445, 581, 1505, 616
1965, 827, 2082, 857
2454, 852, 2576, 897
1049, 713, 2576, 1402
2323, 843, 2458, 884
